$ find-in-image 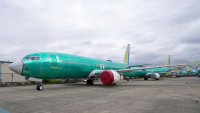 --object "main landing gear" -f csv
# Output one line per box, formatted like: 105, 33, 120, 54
144, 77, 148, 80
36, 83, 43, 91
87, 79, 94, 85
